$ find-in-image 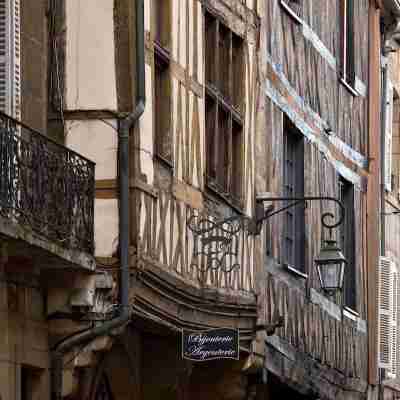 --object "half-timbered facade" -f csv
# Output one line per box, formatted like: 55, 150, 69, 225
255, 1, 380, 399
2, 0, 398, 399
